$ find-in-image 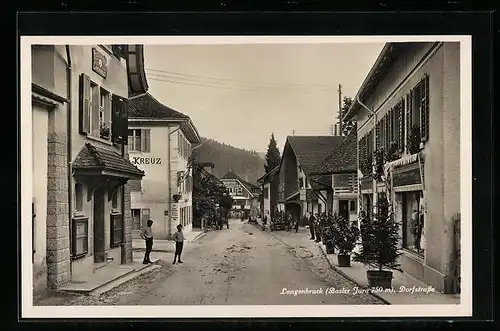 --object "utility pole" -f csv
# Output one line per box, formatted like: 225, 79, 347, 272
338, 84, 343, 136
